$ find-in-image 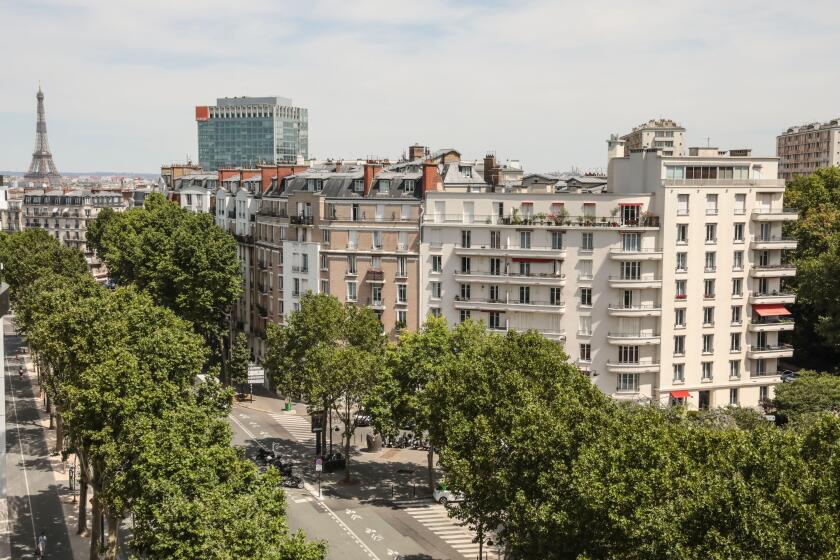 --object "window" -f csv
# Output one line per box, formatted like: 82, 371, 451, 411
519, 286, 531, 304
397, 309, 407, 326
518, 262, 531, 276
372, 256, 381, 269
377, 179, 391, 193
677, 194, 689, 215
675, 308, 686, 327
622, 233, 641, 251
490, 258, 502, 276
674, 335, 685, 356
397, 284, 407, 303
579, 315, 592, 335
461, 230, 471, 248
732, 278, 743, 296
706, 194, 718, 215
397, 257, 407, 277
580, 288, 592, 307
734, 223, 744, 242
581, 232, 593, 251
759, 386, 769, 402
372, 285, 383, 304
580, 343, 591, 362
490, 230, 502, 249
431, 282, 441, 298
676, 224, 688, 244
459, 309, 471, 323
705, 223, 717, 243
580, 260, 593, 280
733, 251, 743, 270
348, 230, 357, 249
673, 364, 685, 382
675, 279, 687, 298
705, 252, 716, 272
551, 231, 564, 250
321, 254, 328, 270
729, 388, 739, 406
703, 306, 715, 326
621, 261, 641, 279
519, 230, 531, 249
730, 360, 741, 379
734, 193, 746, 214
617, 373, 639, 392
731, 306, 742, 324
373, 231, 382, 250
430, 307, 441, 317
704, 279, 715, 298
702, 334, 714, 353
320, 280, 329, 293
346, 281, 357, 302
730, 332, 741, 352
459, 283, 471, 300
461, 257, 471, 273
403, 179, 415, 192
550, 287, 563, 306
702, 362, 713, 381
488, 312, 502, 330
489, 285, 499, 302
431, 255, 441, 272
676, 252, 687, 272
618, 346, 639, 363
293, 278, 300, 297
